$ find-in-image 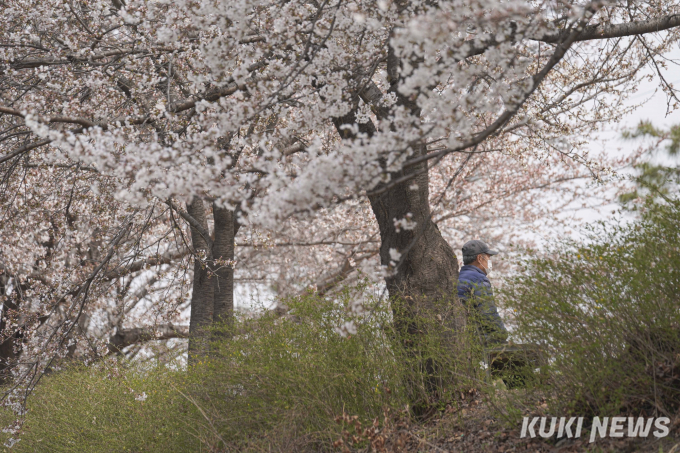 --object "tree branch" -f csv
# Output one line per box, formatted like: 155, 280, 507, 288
104, 247, 190, 280
6, 47, 180, 70
439, 13, 680, 65
314, 250, 378, 296
281, 142, 306, 156
165, 200, 213, 249
0, 138, 53, 165
538, 14, 680, 43
401, 5, 602, 170
108, 324, 189, 353
0, 61, 265, 163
